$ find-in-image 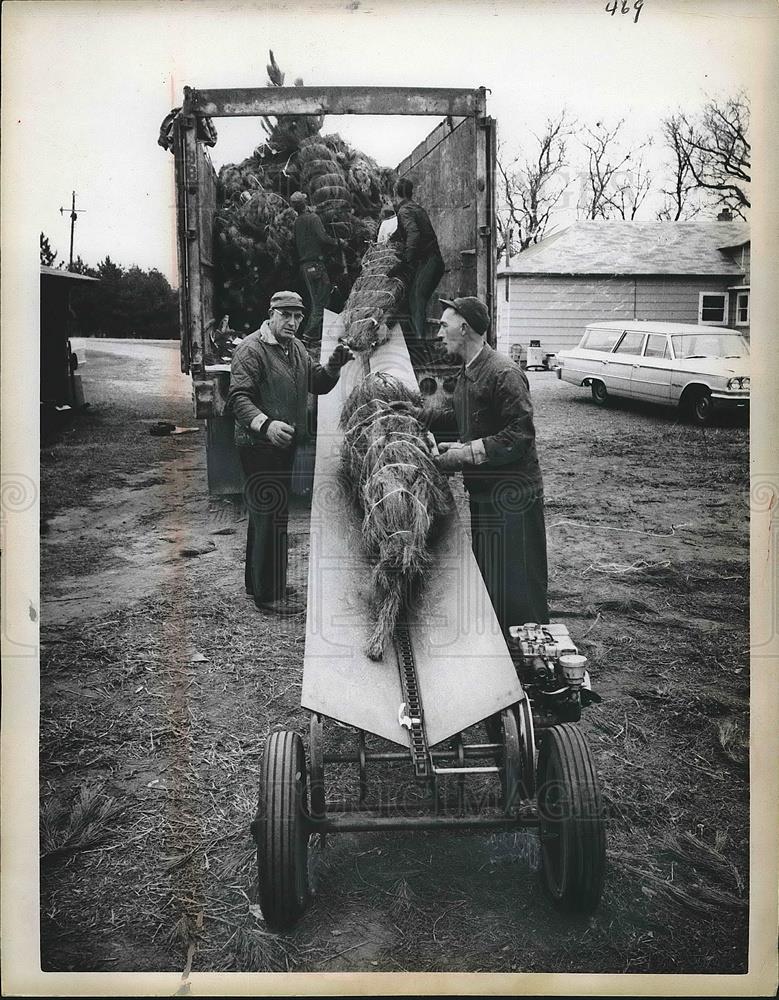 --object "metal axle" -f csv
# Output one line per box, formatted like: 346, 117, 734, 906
309, 809, 538, 834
